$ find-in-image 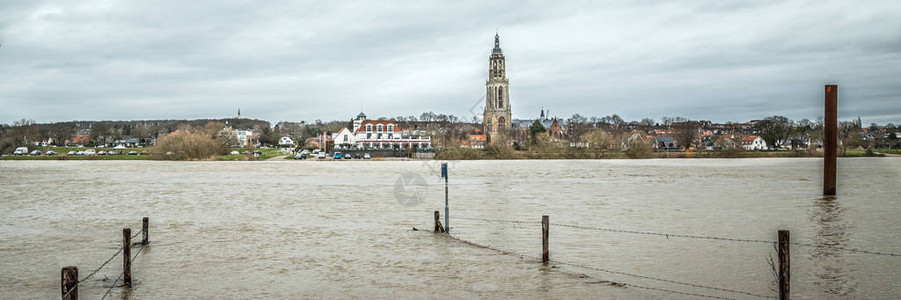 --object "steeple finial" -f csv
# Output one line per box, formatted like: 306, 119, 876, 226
492, 32, 503, 55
